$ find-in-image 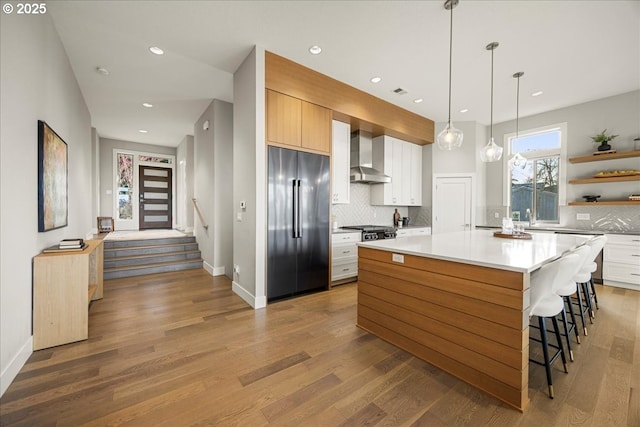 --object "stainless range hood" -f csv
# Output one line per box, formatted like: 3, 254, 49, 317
350, 130, 391, 184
